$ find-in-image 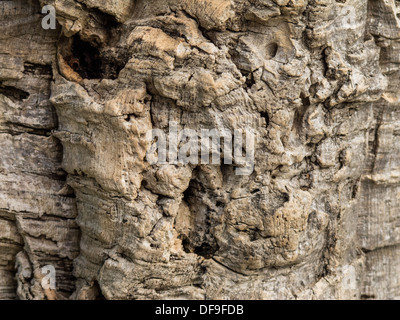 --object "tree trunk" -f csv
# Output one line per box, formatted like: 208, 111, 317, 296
0, 0, 399, 300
